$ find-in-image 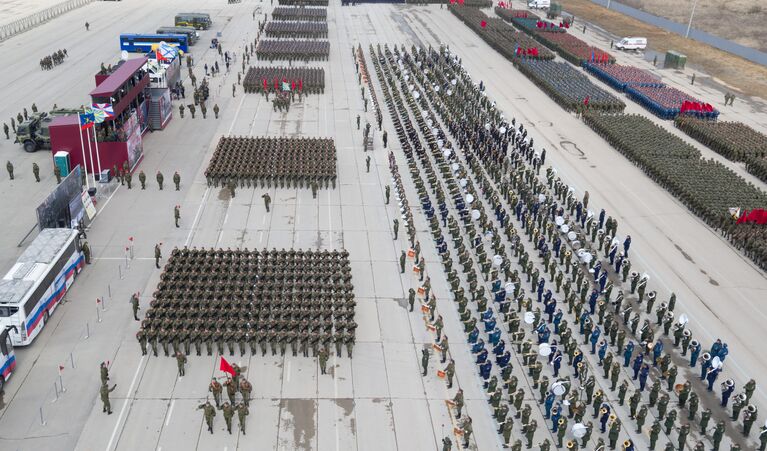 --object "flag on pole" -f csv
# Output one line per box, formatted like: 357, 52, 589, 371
79, 111, 95, 130
91, 103, 115, 123
219, 356, 235, 376
159, 42, 177, 61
